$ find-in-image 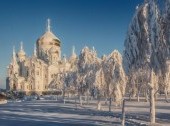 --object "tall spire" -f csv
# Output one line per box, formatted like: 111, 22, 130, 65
71, 46, 77, 59
20, 41, 23, 51
72, 46, 76, 55
13, 46, 16, 59
92, 46, 95, 52
63, 54, 67, 63
12, 46, 17, 64
34, 44, 37, 57
47, 18, 51, 32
